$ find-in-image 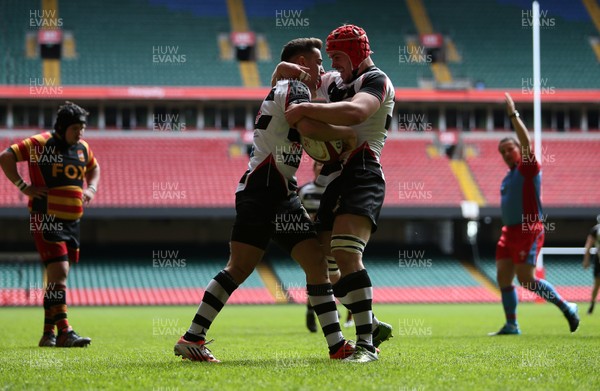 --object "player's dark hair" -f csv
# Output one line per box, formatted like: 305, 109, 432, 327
54, 101, 89, 135
280, 38, 322, 62
498, 137, 521, 152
